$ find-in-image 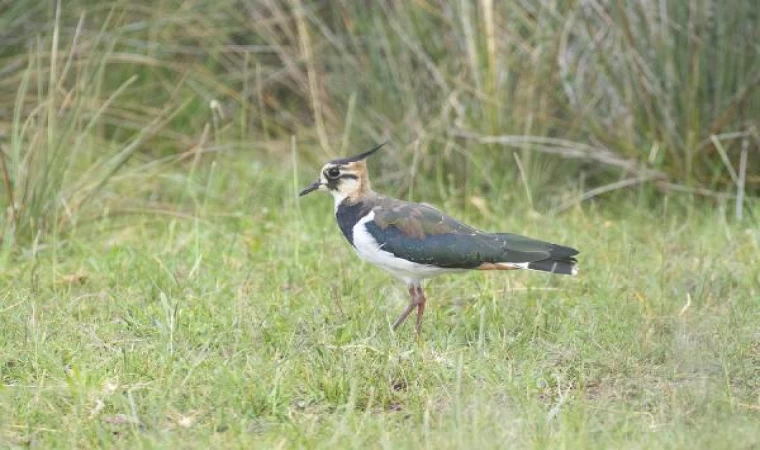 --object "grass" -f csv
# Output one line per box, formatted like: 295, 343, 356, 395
1, 156, 759, 448
1, 1, 759, 447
